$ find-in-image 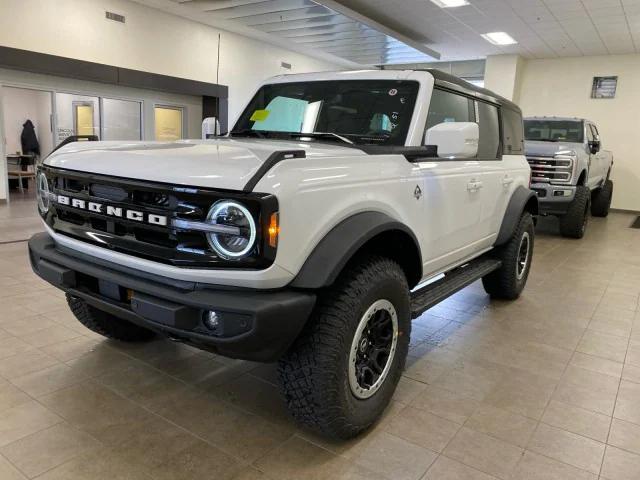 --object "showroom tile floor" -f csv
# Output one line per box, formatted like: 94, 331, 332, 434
1, 193, 640, 479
